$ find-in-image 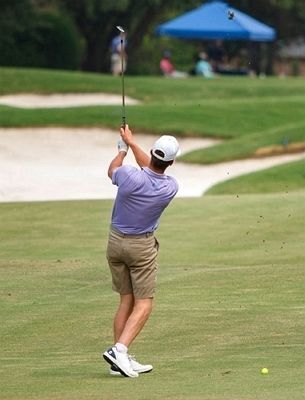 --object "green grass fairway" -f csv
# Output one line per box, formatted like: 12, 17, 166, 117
207, 159, 305, 195
1, 194, 305, 400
